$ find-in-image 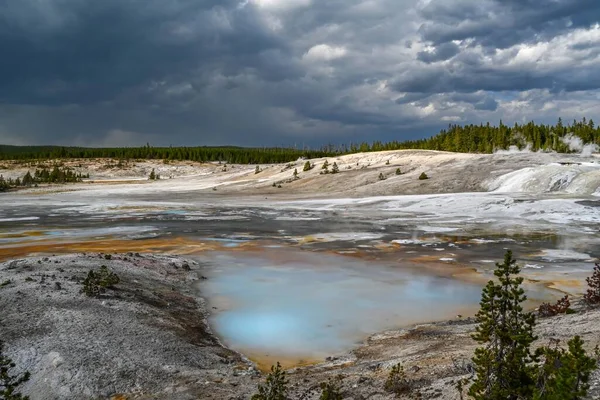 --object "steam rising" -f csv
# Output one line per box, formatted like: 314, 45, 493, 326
561, 134, 599, 157
494, 144, 533, 155
493, 134, 598, 157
